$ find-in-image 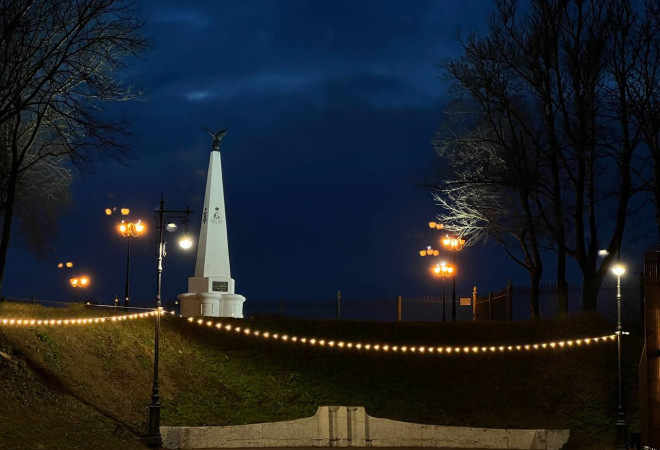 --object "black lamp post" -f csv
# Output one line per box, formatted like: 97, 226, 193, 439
145, 195, 192, 448
433, 262, 455, 322
69, 274, 91, 302
441, 235, 464, 321
118, 219, 145, 309
611, 263, 627, 449
442, 278, 446, 322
